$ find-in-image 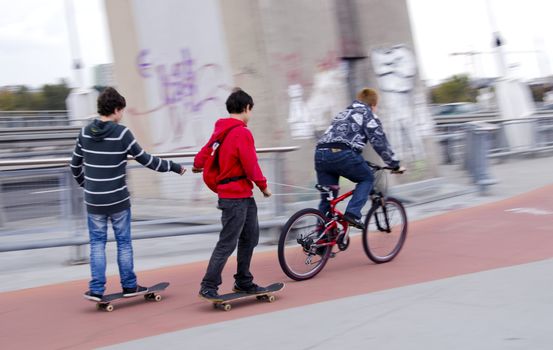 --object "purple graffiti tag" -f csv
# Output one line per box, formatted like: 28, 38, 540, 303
130, 48, 228, 117
129, 48, 231, 152
136, 49, 153, 78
